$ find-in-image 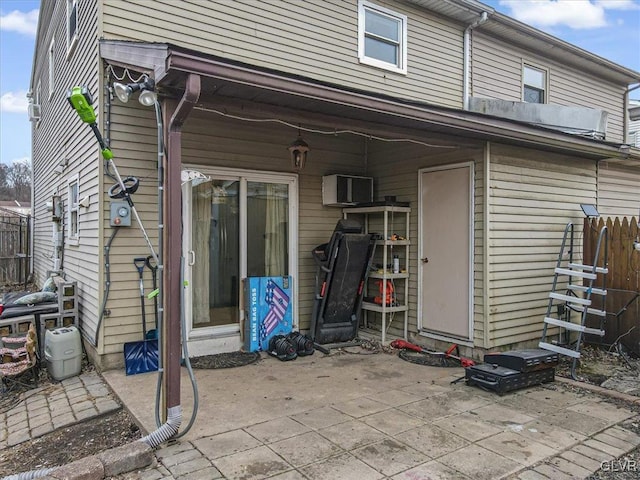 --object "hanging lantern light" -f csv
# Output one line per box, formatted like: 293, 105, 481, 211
288, 129, 309, 171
